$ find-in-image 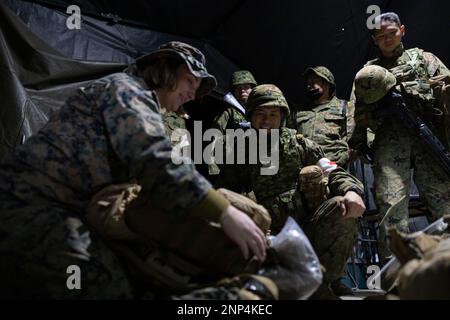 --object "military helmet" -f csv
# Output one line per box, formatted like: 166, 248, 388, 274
246, 84, 290, 117
229, 70, 257, 90
136, 41, 217, 98
354, 65, 397, 104
303, 66, 336, 95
